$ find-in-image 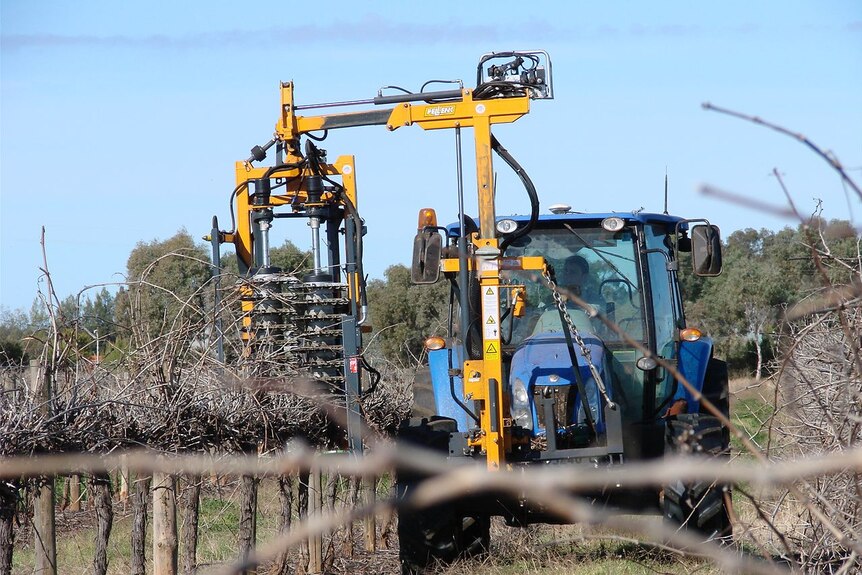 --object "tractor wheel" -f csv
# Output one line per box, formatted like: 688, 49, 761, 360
699, 358, 731, 454
397, 417, 490, 575
663, 414, 732, 541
